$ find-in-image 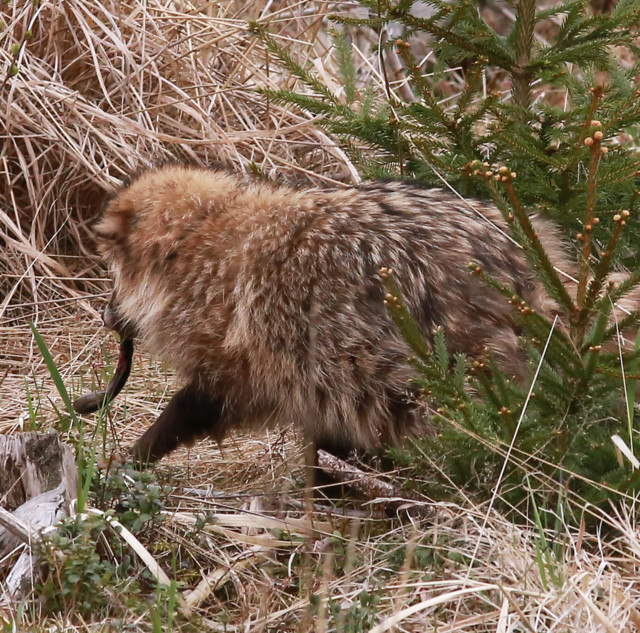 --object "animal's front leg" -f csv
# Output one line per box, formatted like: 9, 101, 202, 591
131, 384, 229, 464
